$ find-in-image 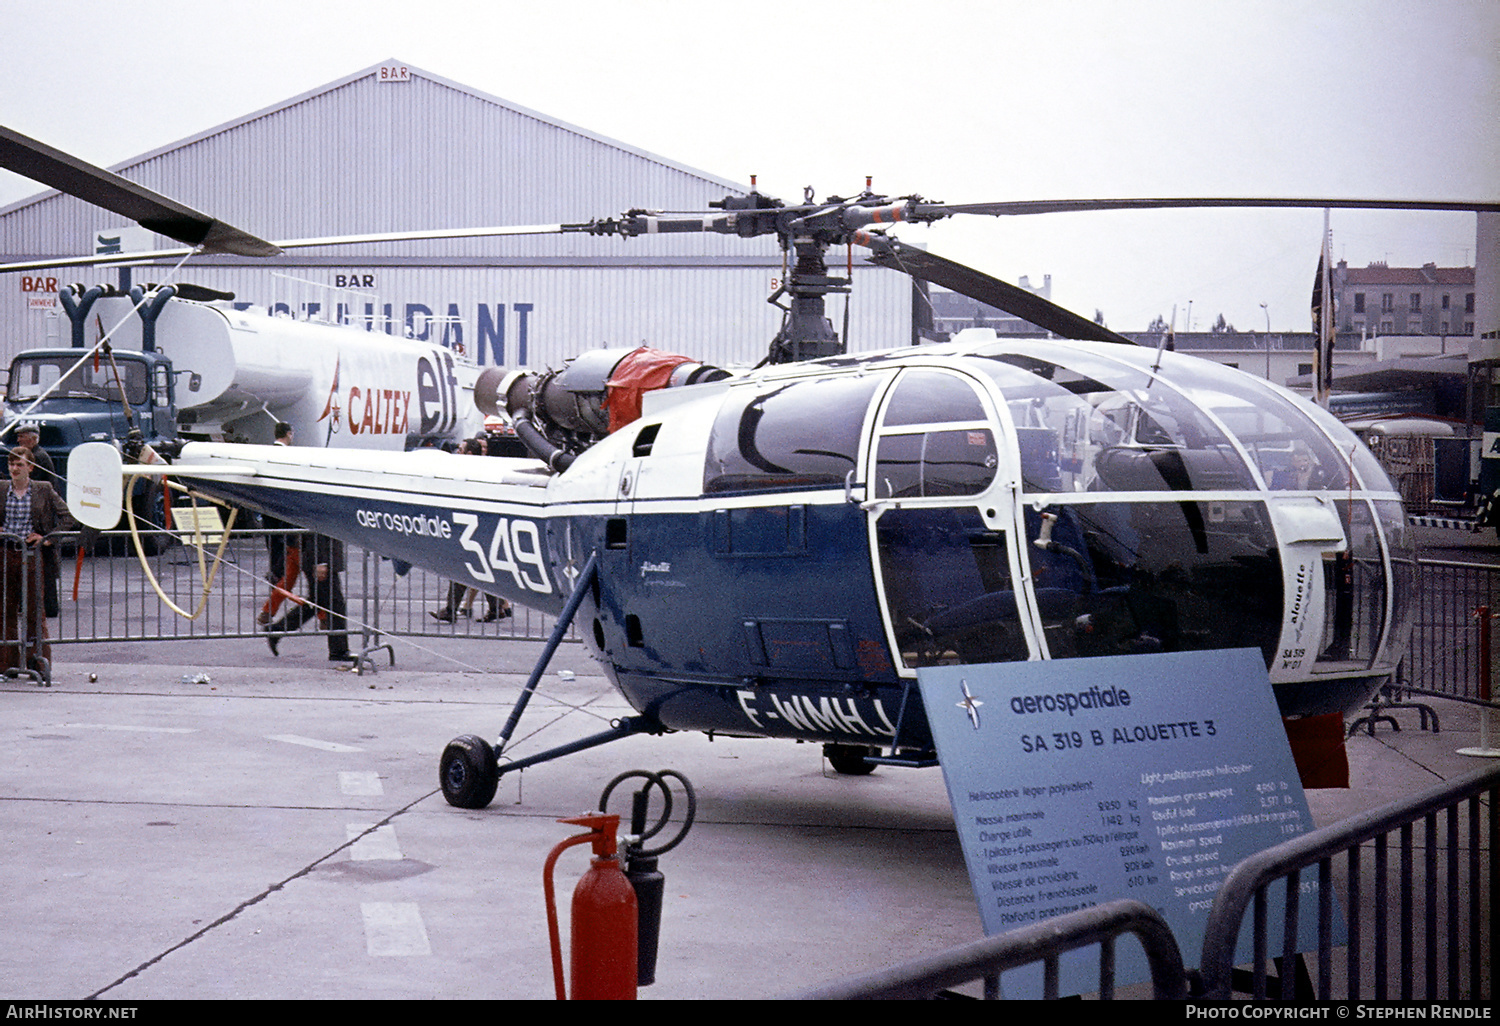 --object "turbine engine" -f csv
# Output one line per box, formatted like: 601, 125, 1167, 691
476, 346, 730, 470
